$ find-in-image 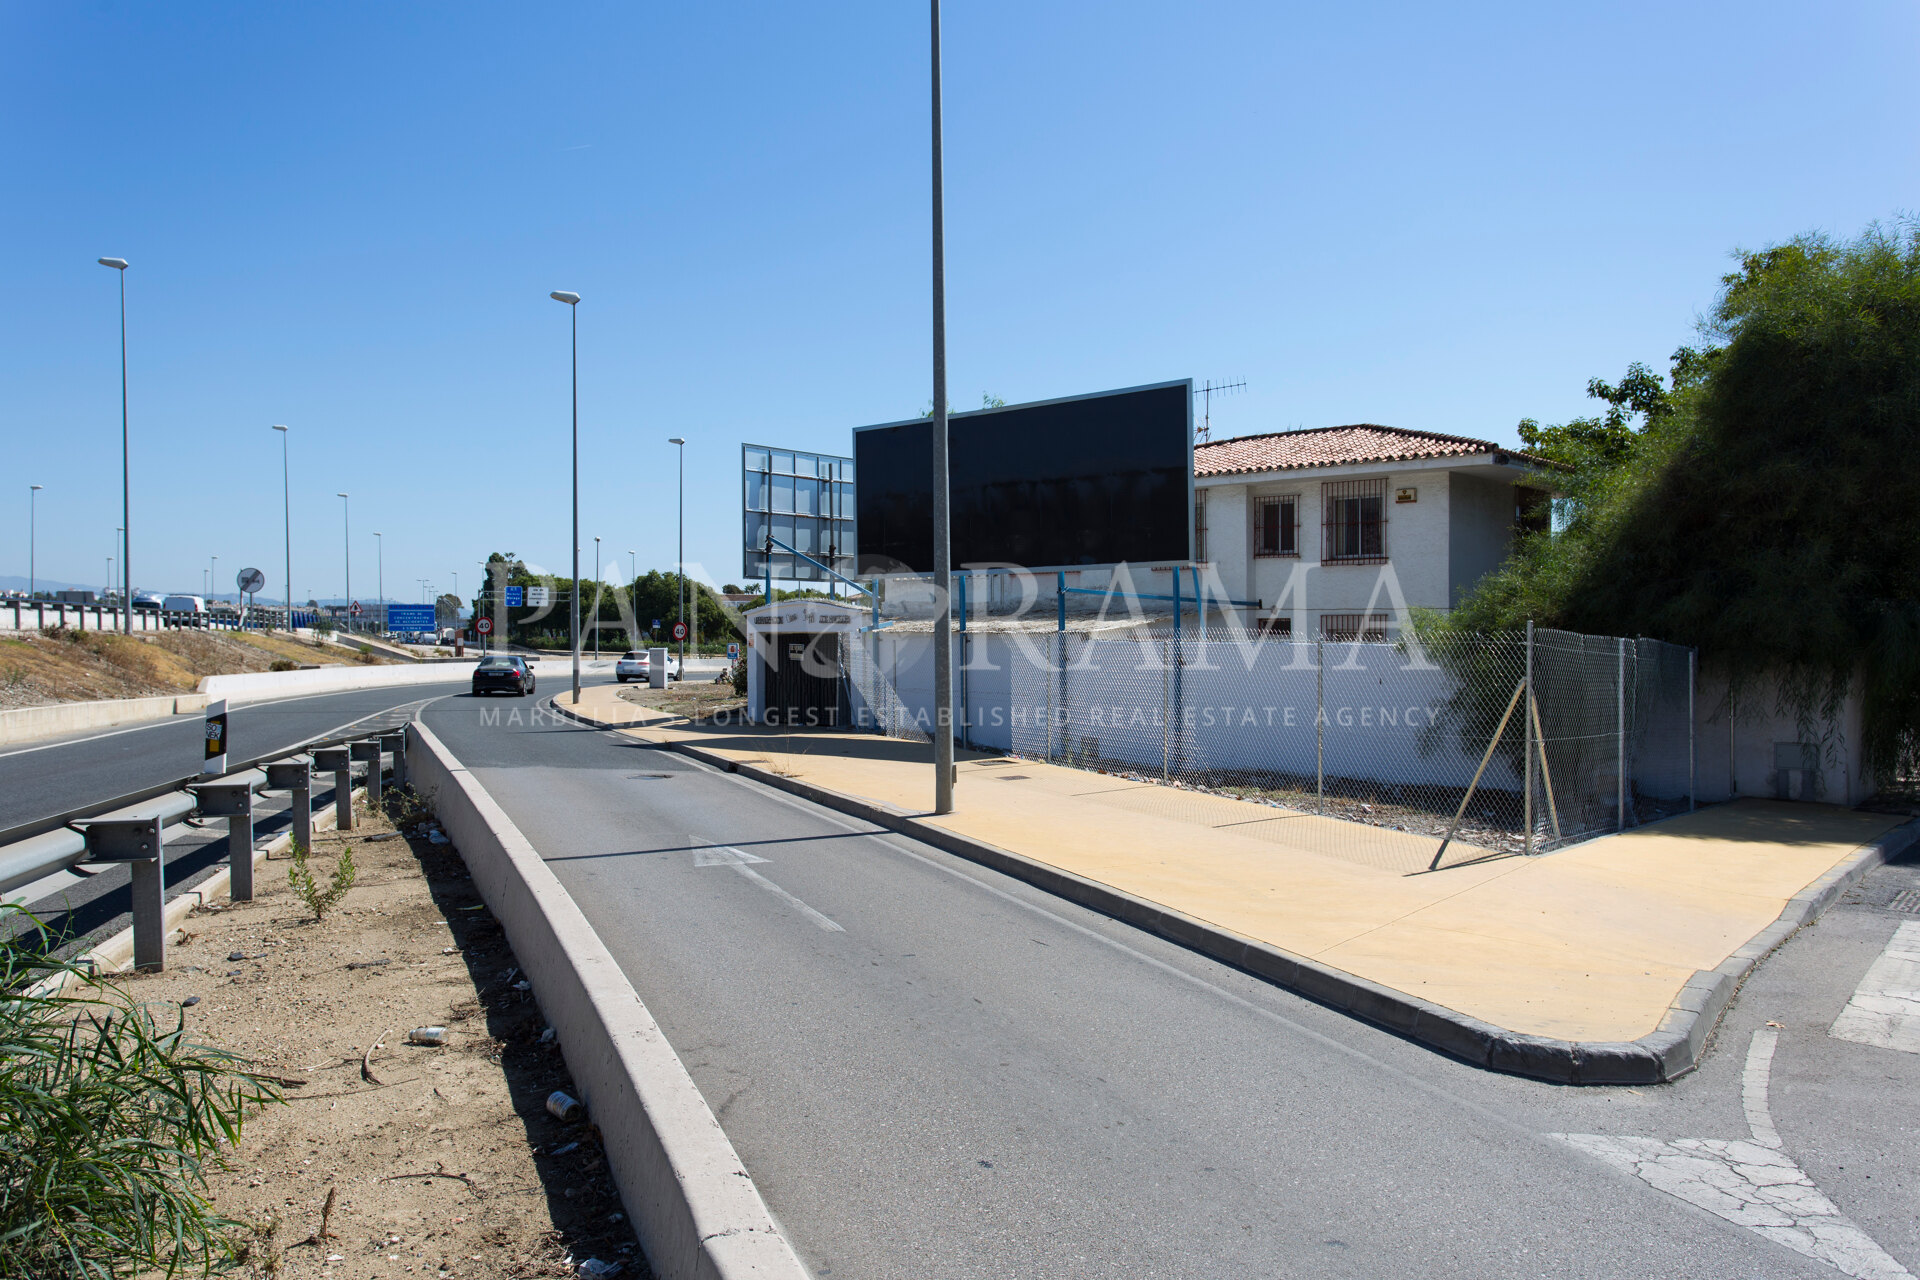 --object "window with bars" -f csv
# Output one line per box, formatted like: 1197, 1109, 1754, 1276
1319, 612, 1389, 641
1194, 489, 1207, 563
1257, 616, 1293, 638
1253, 494, 1300, 557
1322, 478, 1387, 563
